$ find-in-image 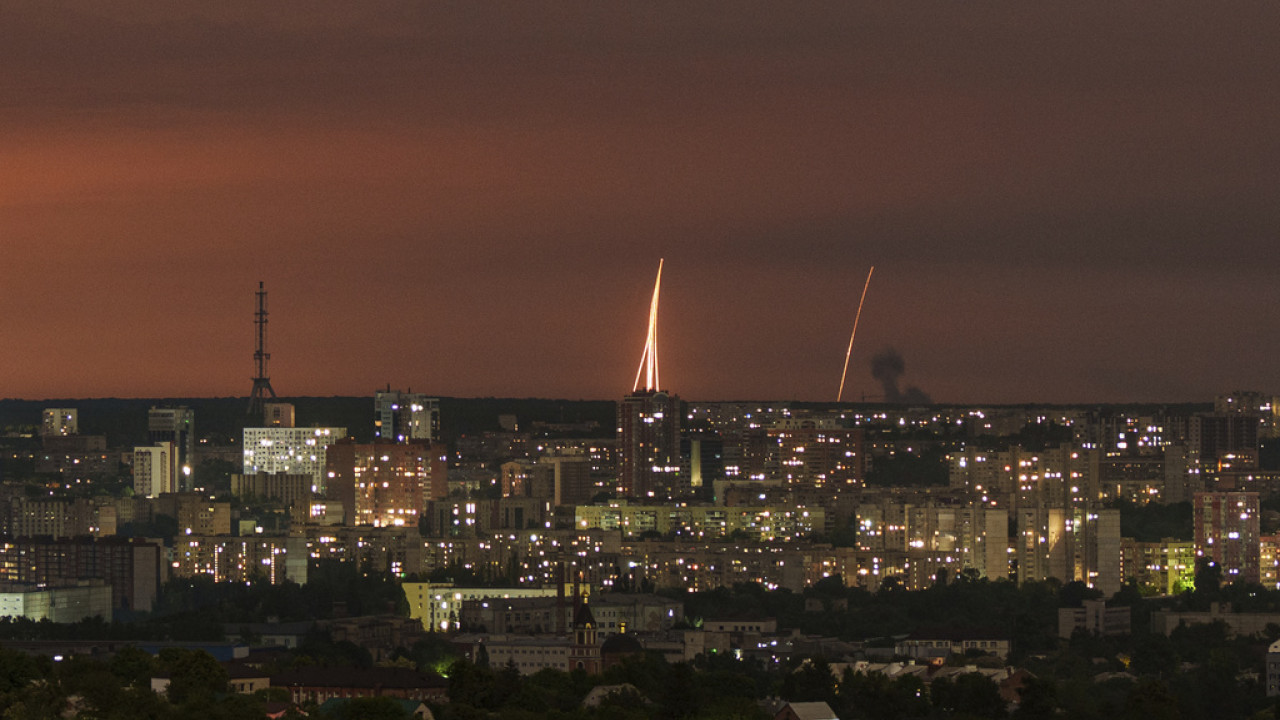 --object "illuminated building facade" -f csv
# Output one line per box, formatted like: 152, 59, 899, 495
574, 502, 823, 541
1264, 534, 1280, 590
172, 535, 307, 585
1195, 491, 1260, 584
243, 427, 347, 494
403, 582, 564, 632
1190, 413, 1260, 473
148, 406, 195, 488
325, 439, 447, 527
855, 500, 1008, 582
765, 419, 864, 487
132, 442, 177, 498
1016, 507, 1120, 596
375, 390, 440, 443
500, 451, 594, 507
617, 259, 683, 500
2, 497, 108, 539
1121, 537, 1196, 595
40, 408, 78, 437
0, 537, 165, 612
618, 390, 682, 499
423, 497, 550, 536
